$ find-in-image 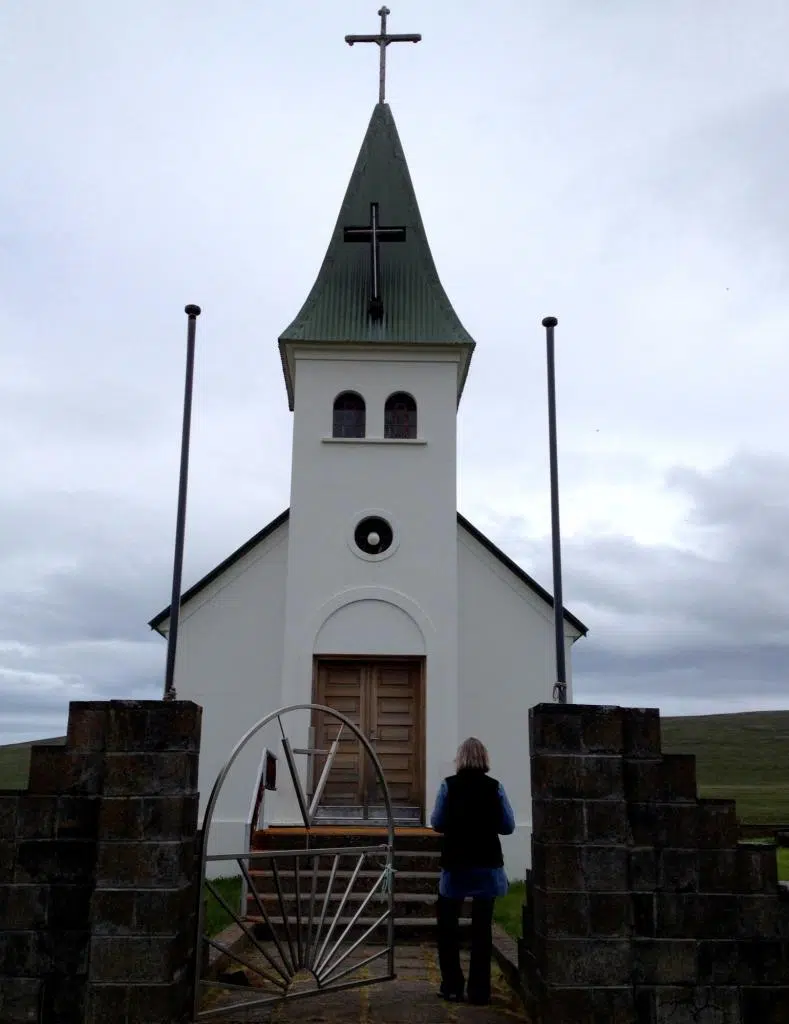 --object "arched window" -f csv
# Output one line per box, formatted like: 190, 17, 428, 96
384, 392, 417, 439
332, 391, 366, 438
